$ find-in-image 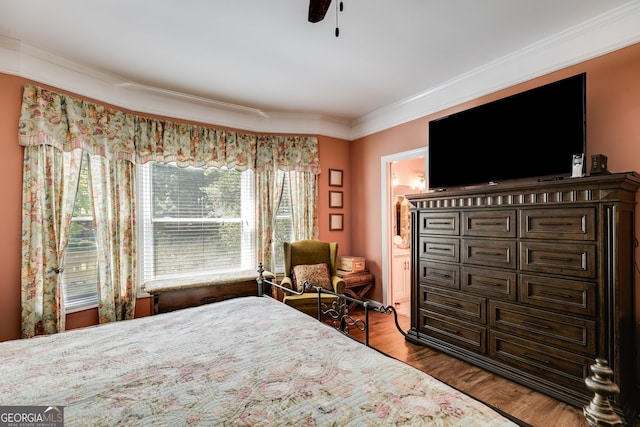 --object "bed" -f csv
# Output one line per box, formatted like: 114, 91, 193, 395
0, 271, 617, 426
